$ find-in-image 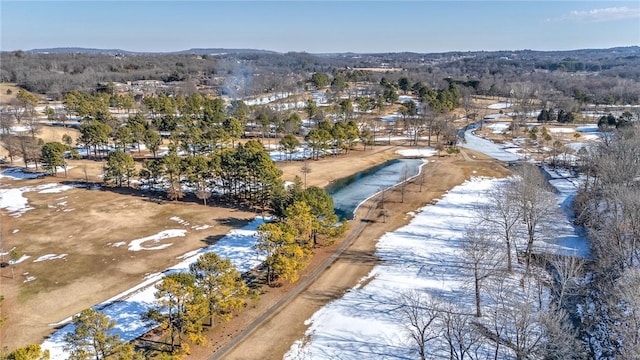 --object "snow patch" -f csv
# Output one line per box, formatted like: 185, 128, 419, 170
486, 122, 510, 133
395, 148, 436, 157
9, 254, 31, 264
192, 224, 211, 230
127, 229, 187, 251
548, 127, 575, 134
170, 216, 190, 226
487, 101, 512, 109
34, 254, 68, 262
0, 183, 76, 217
